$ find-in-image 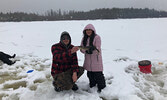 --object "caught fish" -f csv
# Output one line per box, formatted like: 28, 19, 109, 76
77, 46, 100, 54
77, 46, 90, 50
